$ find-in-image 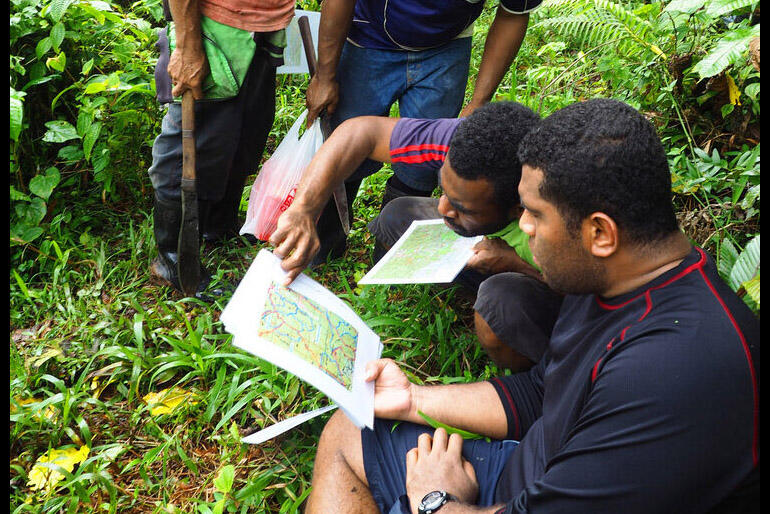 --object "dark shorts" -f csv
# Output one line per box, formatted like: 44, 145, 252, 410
362, 419, 518, 514
369, 197, 563, 362
474, 273, 563, 363
147, 44, 276, 202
